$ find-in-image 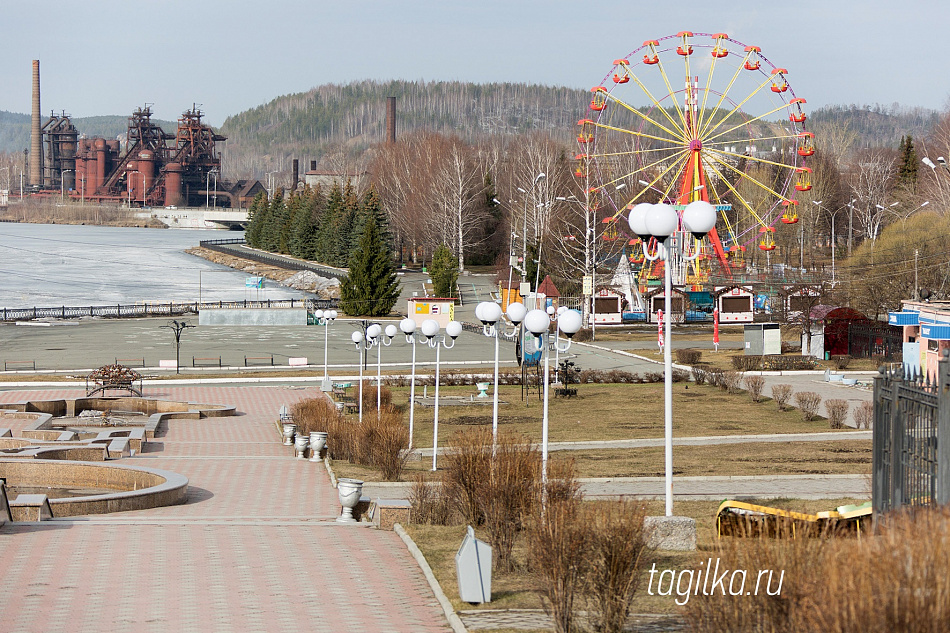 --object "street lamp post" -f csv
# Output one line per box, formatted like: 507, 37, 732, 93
522, 307, 582, 499
399, 318, 421, 450
419, 319, 462, 471
312, 309, 337, 390
206, 169, 218, 208
628, 200, 717, 516
351, 323, 380, 425
366, 323, 396, 416
61, 169, 73, 202
160, 319, 195, 375
128, 171, 139, 208
475, 301, 526, 452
